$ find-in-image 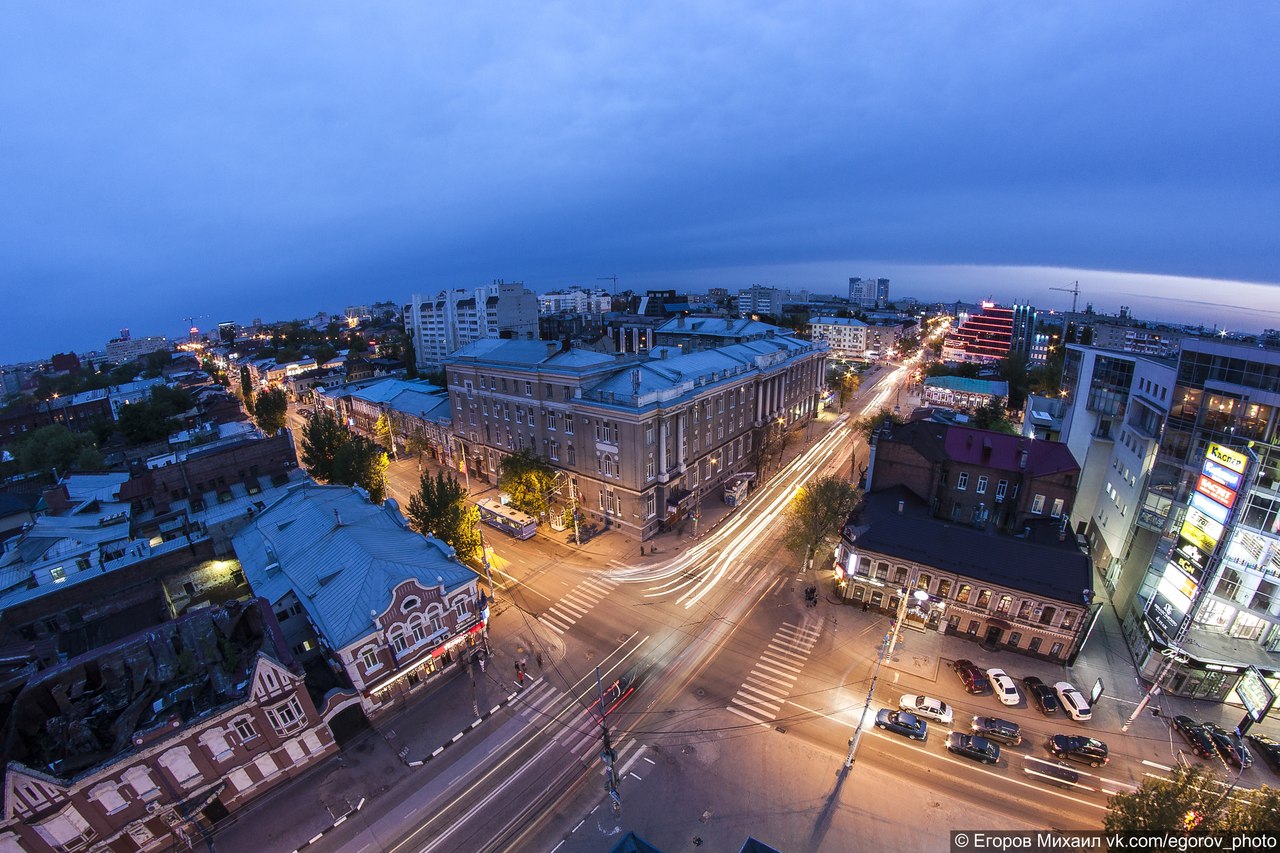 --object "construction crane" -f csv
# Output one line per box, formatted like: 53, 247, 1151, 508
597, 275, 619, 296
1049, 281, 1081, 313
183, 315, 209, 342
